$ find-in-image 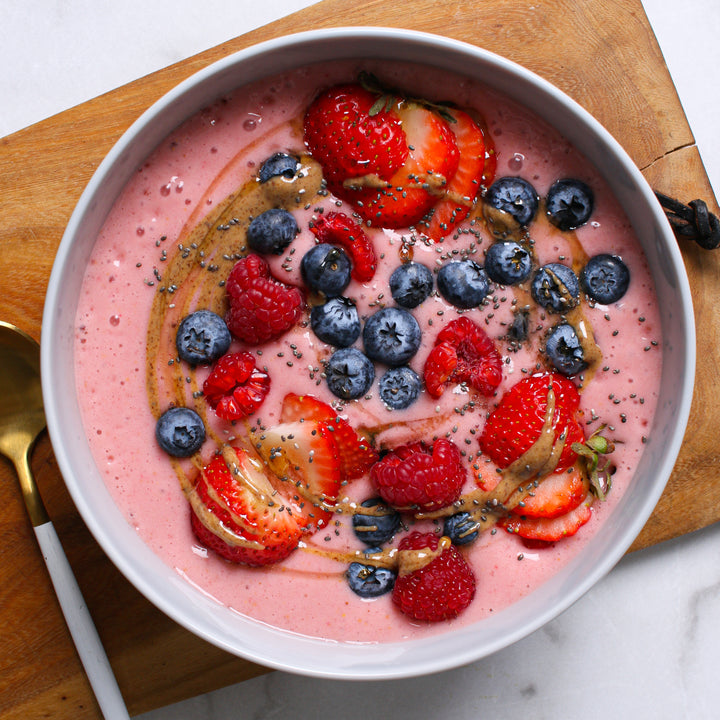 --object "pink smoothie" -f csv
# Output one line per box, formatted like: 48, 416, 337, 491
74, 60, 662, 642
